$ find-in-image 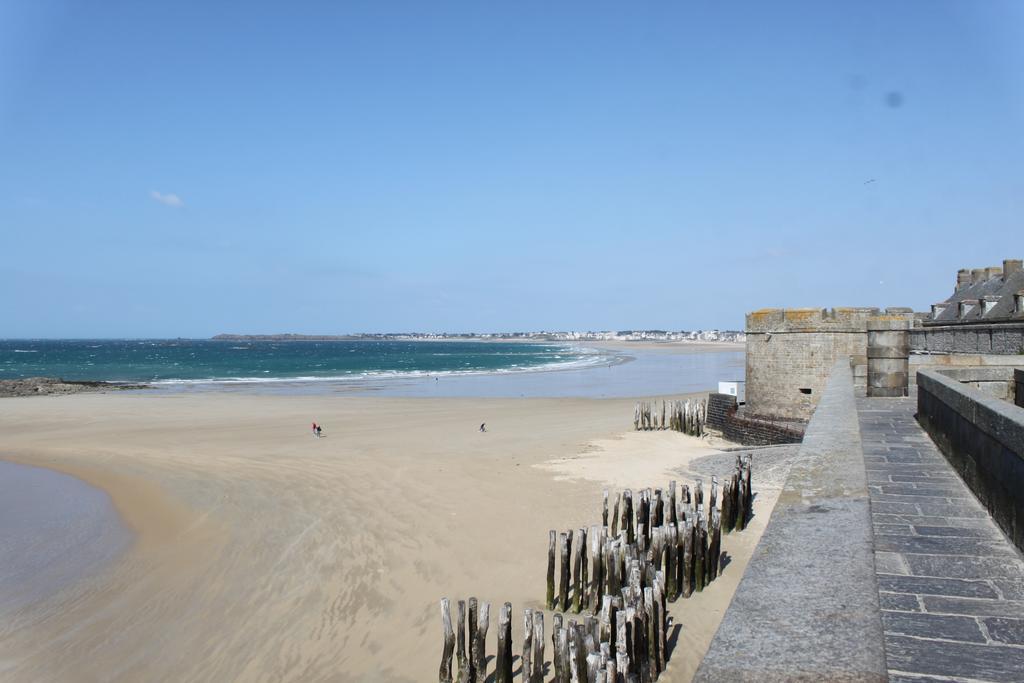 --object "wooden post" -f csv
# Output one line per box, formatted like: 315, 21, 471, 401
573, 527, 585, 613
589, 528, 602, 609
532, 610, 544, 683
602, 490, 609, 528
694, 521, 706, 592
623, 490, 634, 545
611, 495, 620, 537
552, 613, 563, 682
682, 523, 693, 598
522, 608, 533, 683
473, 601, 489, 683
665, 523, 678, 601
645, 587, 657, 680
668, 481, 677, 525
467, 598, 478, 683
709, 513, 722, 582
560, 530, 572, 611
440, 598, 455, 683
497, 602, 512, 683
548, 530, 557, 609
583, 527, 592, 612
457, 600, 469, 683
558, 626, 570, 683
